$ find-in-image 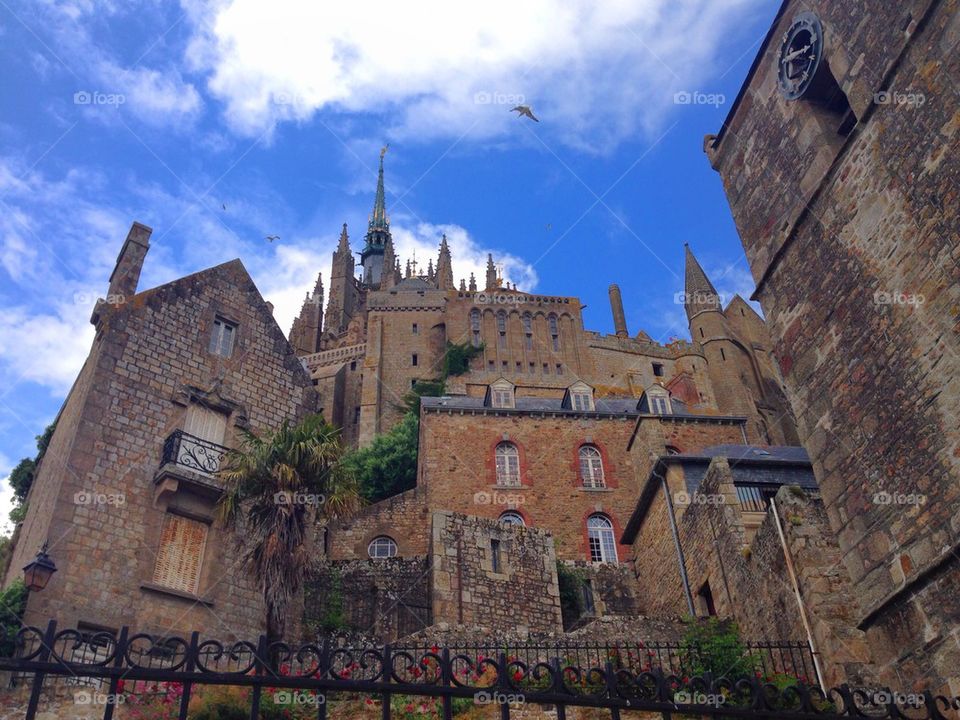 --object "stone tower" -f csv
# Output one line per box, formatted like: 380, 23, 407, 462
325, 224, 357, 335
360, 149, 391, 288
289, 272, 324, 355
436, 235, 454, 290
